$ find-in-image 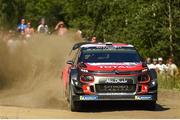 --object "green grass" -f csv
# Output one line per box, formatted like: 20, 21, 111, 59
158, 74, 180, 90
